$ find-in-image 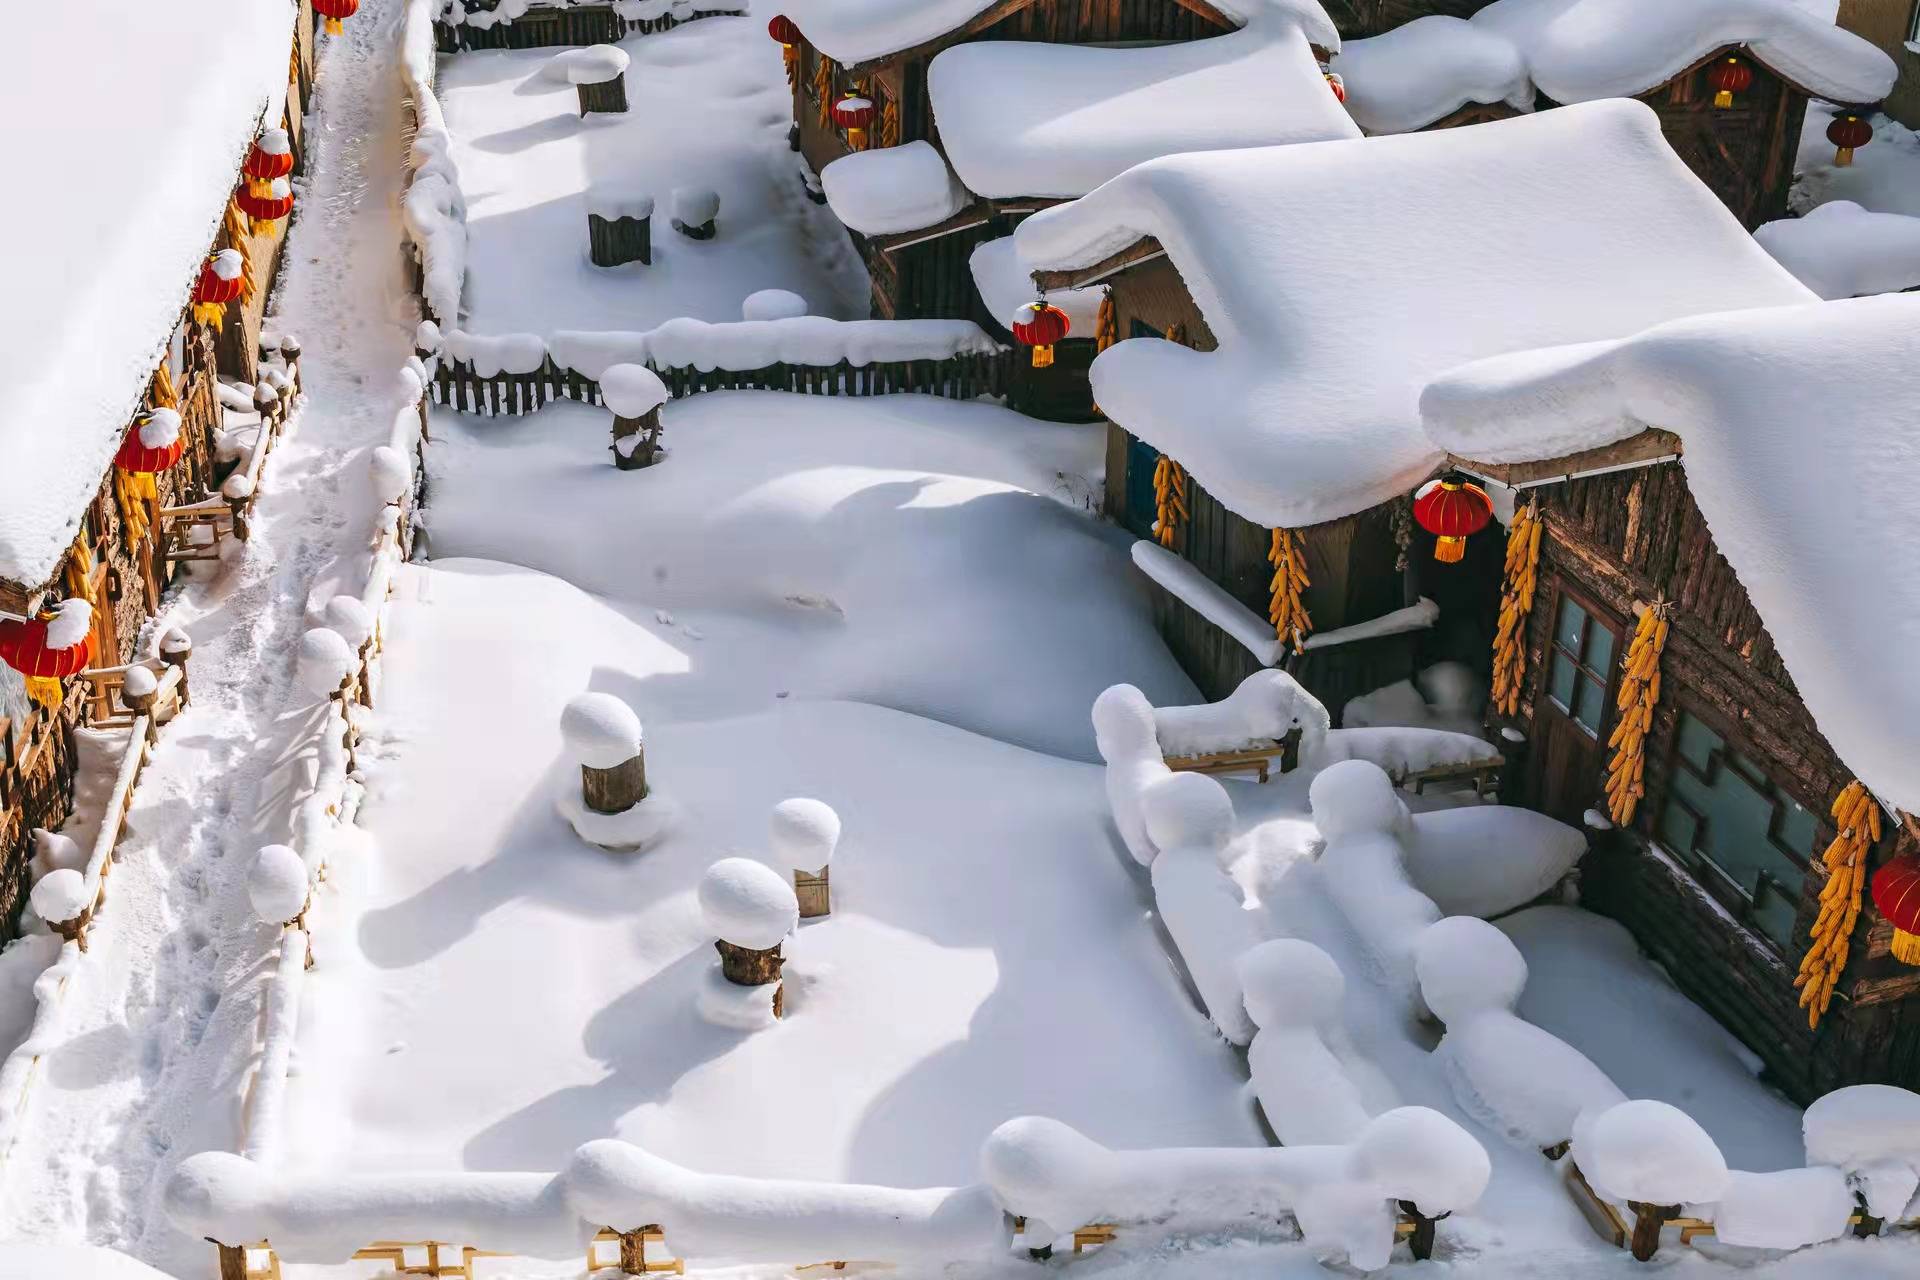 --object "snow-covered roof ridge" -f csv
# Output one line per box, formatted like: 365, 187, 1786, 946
1014, 99, 1811, 530
1337, 0, 1896, 135
0, 0, 296, 594
1420, 292, 1920, 814
927, 14, 1358, 202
